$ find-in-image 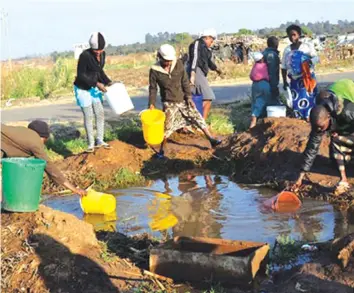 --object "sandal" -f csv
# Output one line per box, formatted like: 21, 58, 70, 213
210, 138, 222, 148
85, 147, 95, 153
152, 151, 166, 160
334, 181, 351, 195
